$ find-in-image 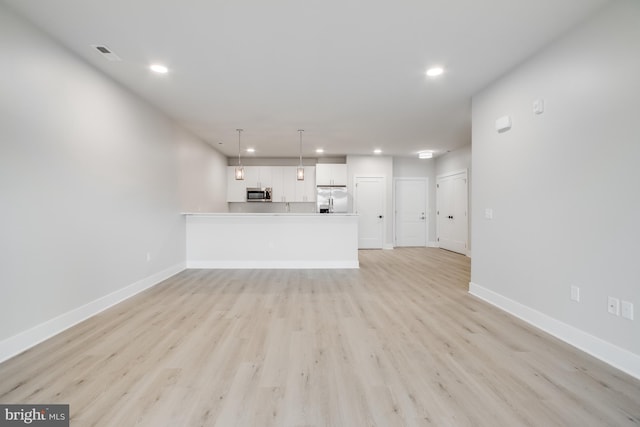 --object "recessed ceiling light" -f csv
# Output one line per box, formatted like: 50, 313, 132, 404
373, 149, 382, 154
426, 66, 444, 77
150, 64, 168, 74
316, 148, 324, 154
246, 148, 255, 153
418, 151, 434, 159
